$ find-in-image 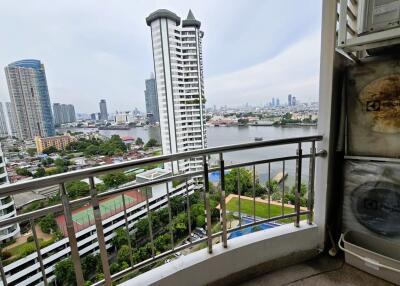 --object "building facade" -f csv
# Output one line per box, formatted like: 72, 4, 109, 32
99, 99, 108, 121
144, 74, 159, 124
0, 145, 20, 243
146, 9, 207, 173
4, 59, 55, 140
5, 102, 18, 138
35, 134, 77, 153
0, 103, 9, 137
53, 103, 76, 126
